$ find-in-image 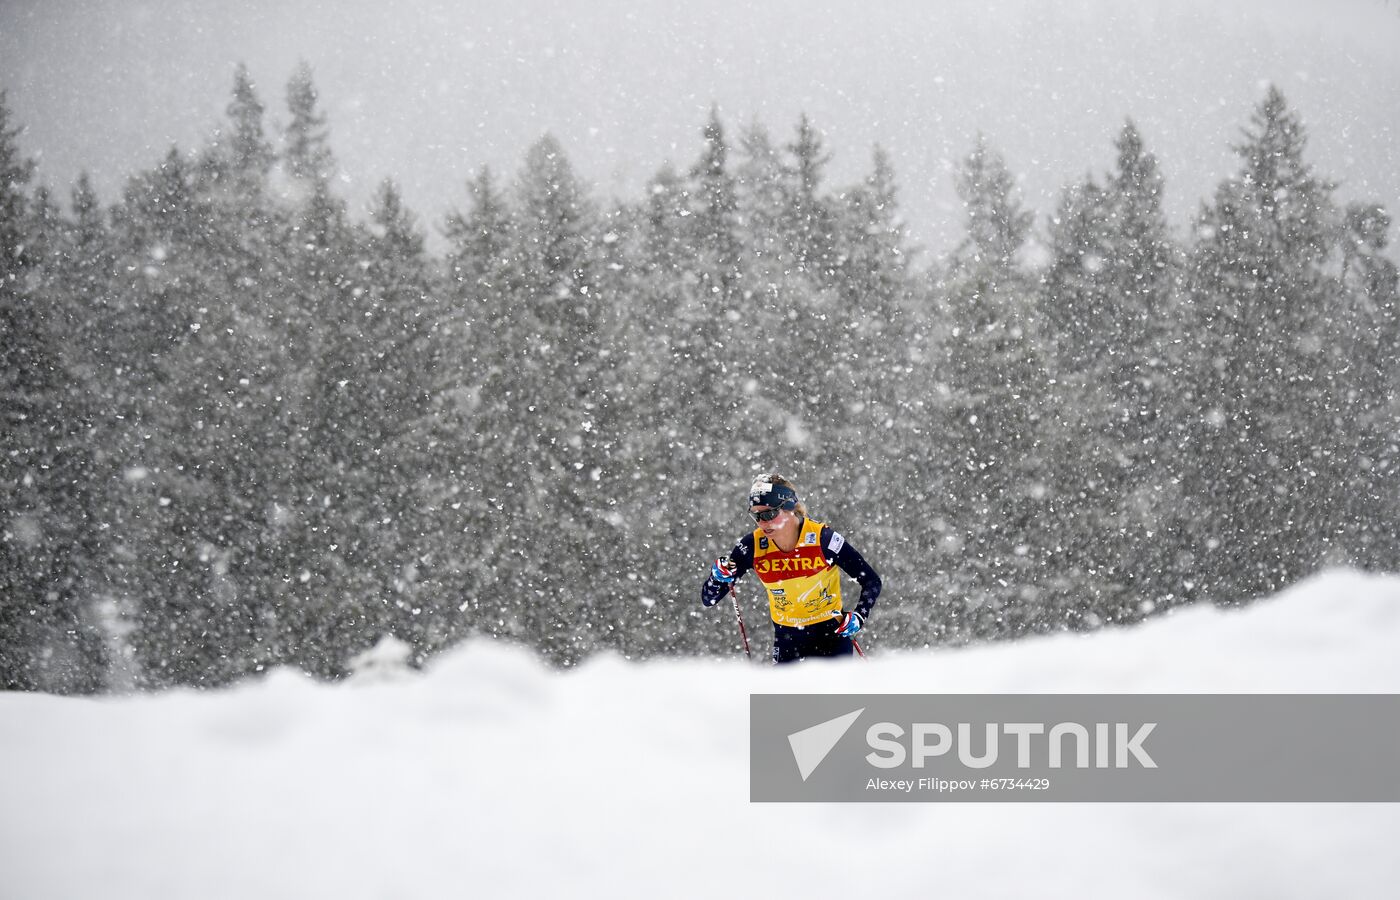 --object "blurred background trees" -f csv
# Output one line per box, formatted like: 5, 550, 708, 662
1, 74, 1395, 690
